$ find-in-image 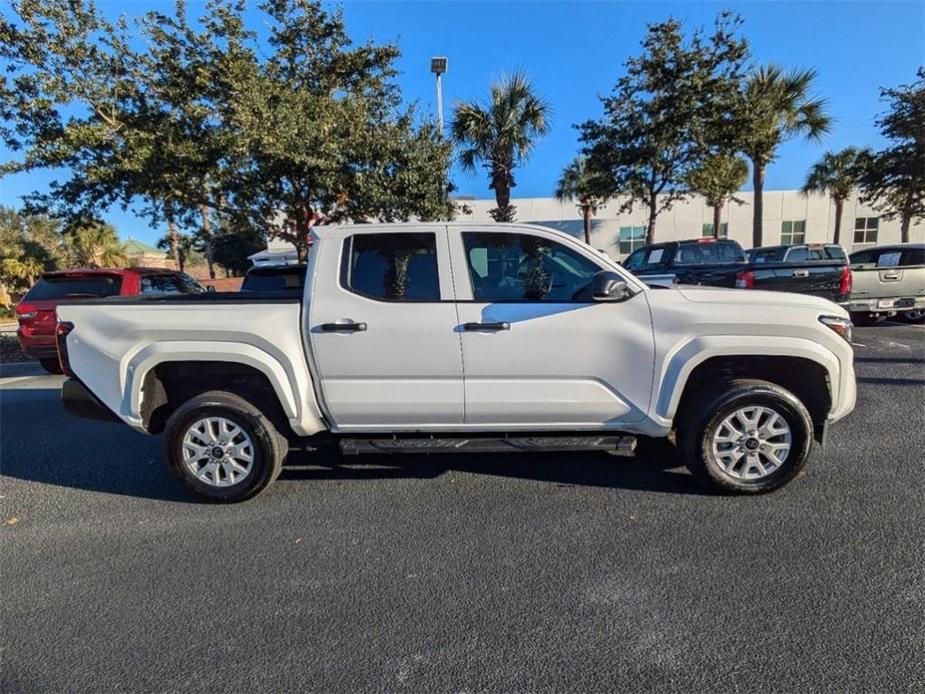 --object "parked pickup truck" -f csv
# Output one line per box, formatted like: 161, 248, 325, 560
57, 223, 856, 502
841, 244, 925, 325
624, 238, 852, 301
